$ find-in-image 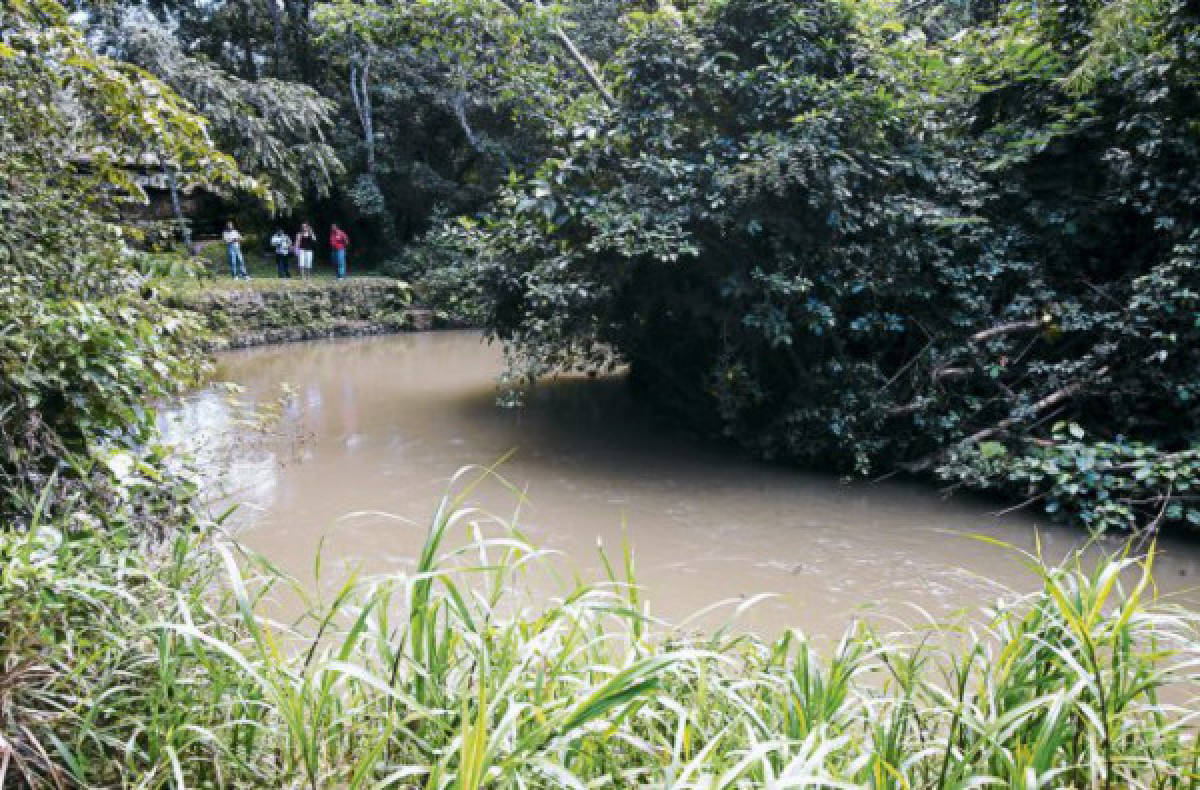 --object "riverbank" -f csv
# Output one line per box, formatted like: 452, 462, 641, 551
167, 277, 436, 350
